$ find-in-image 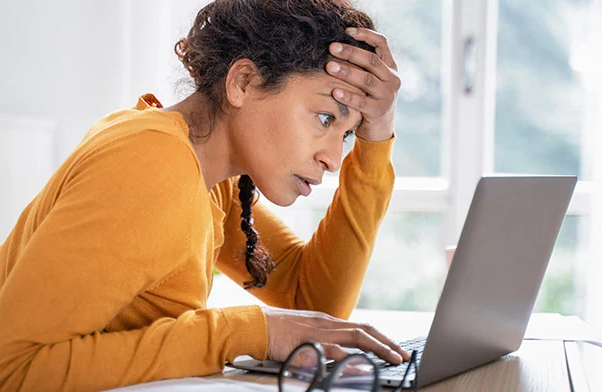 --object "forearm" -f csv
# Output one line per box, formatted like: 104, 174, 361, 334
232, 137, 395, 316
292, 137, 395, 318
0, 306, 267, 392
